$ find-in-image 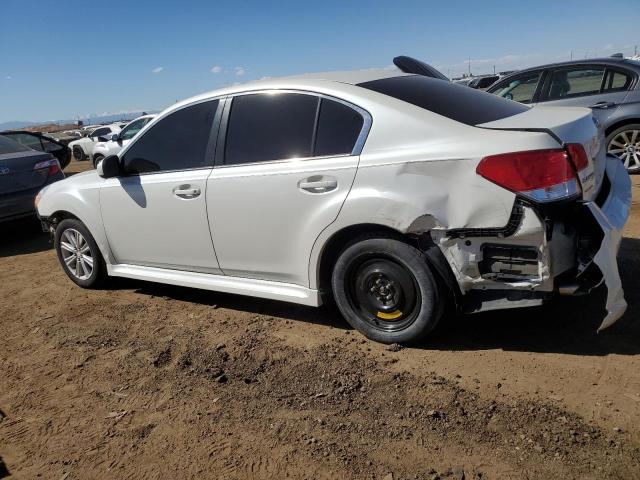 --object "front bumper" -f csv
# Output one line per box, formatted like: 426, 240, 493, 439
586, 155, 631, 331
